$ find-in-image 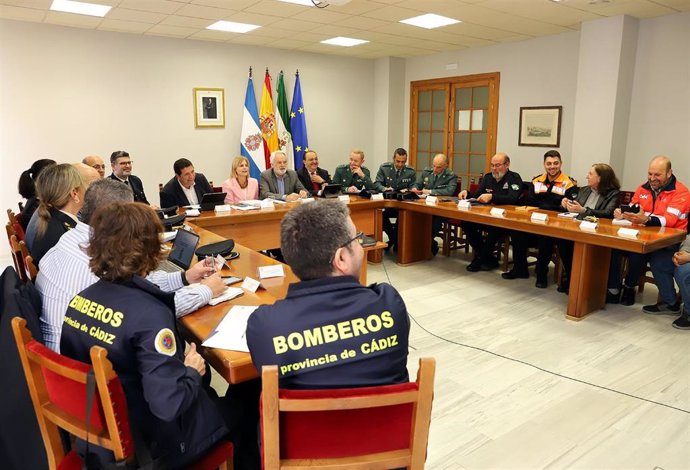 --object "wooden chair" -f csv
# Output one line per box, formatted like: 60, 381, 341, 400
441, 176, 468, 256
7, 208, 25, 240
260, 357, 436, 470
19, 239, 37, 282
11, 317, 234, 470
9, 233, 29, 282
